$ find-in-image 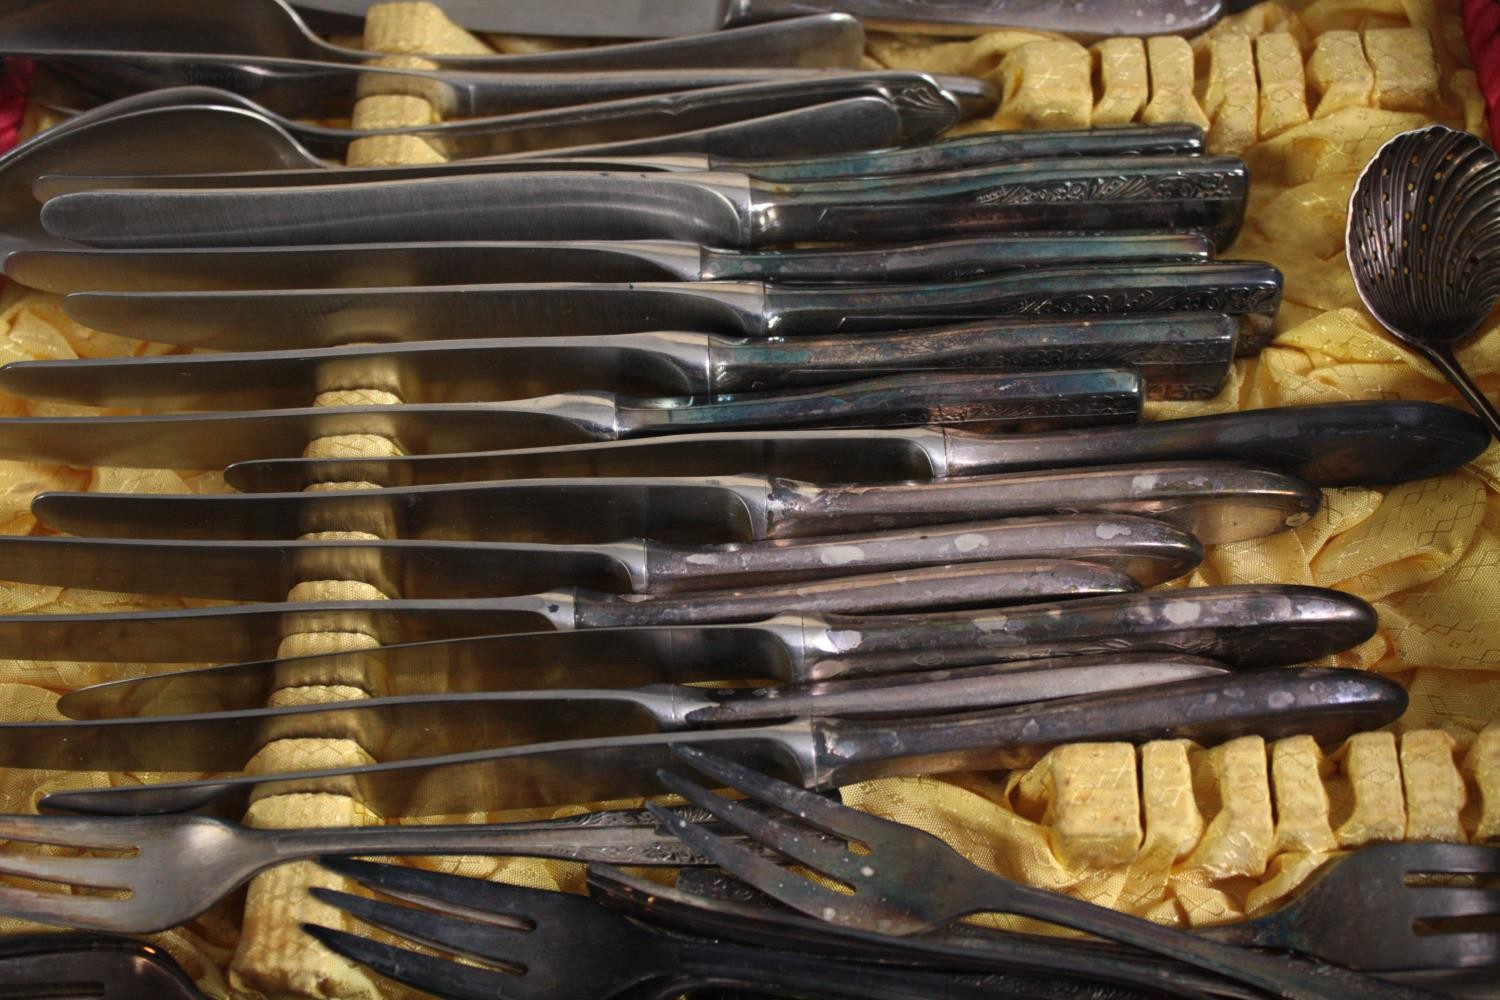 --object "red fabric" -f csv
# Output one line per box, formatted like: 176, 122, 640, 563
0, 58, 32, 155
1466, 0, 1500, 147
